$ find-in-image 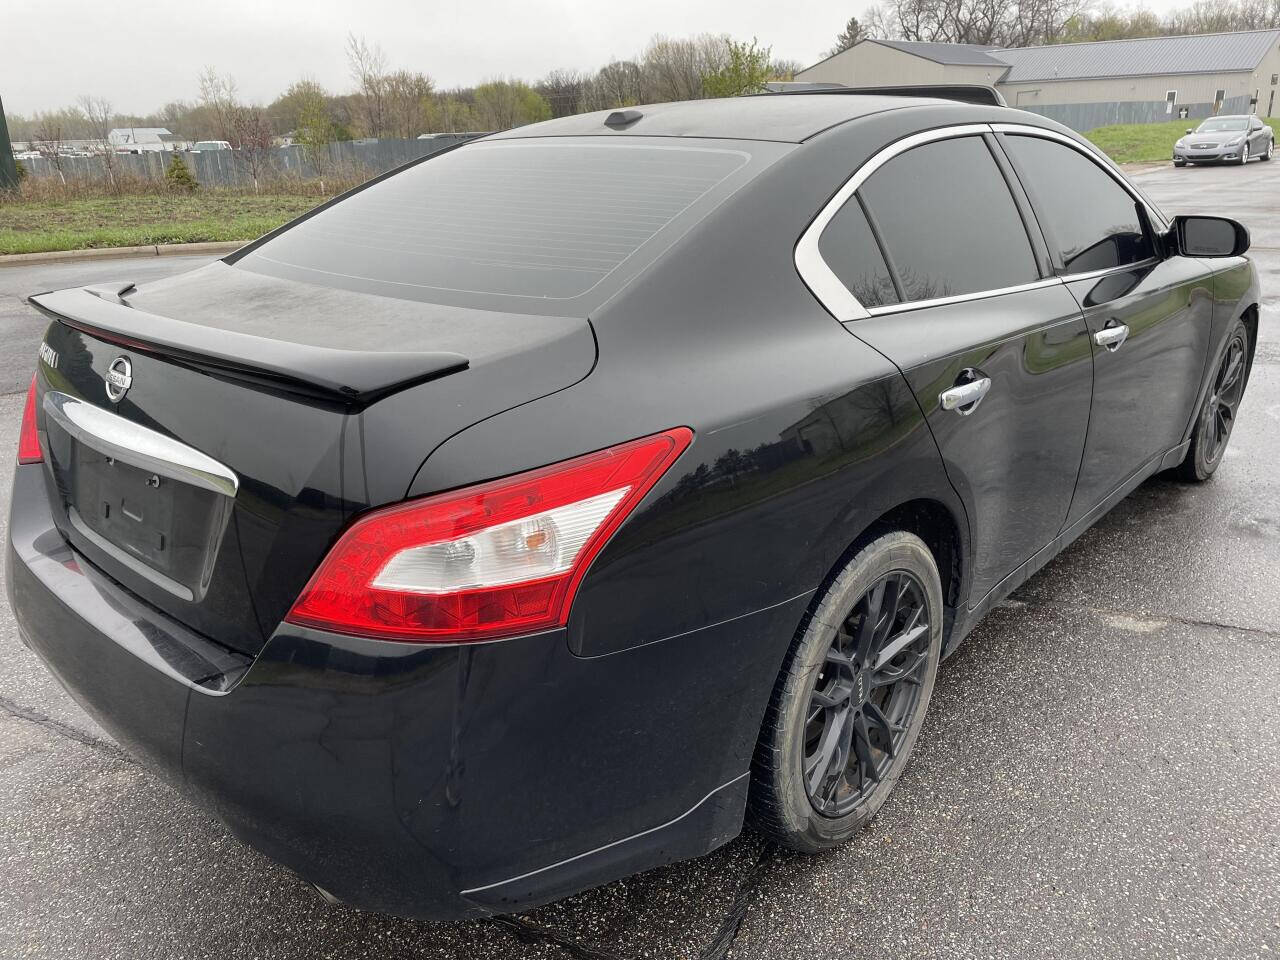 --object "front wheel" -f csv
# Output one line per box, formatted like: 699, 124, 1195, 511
1176, 320, 1250, 482
749, 531, 943, 853
1173, 159, 1186, 167
1238, 143, 1250, 165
